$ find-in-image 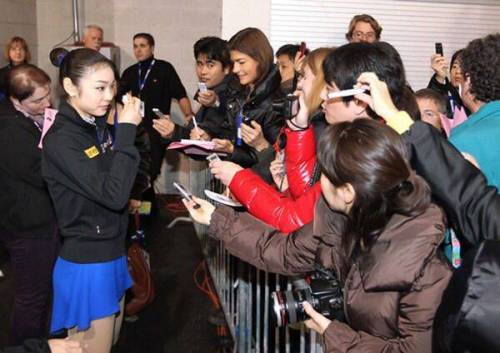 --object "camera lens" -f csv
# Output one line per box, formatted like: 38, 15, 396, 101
271, 288, 313, 327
